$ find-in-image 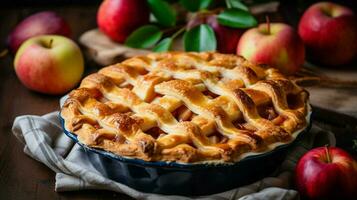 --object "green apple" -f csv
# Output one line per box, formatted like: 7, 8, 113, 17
14, 35, 84, 95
